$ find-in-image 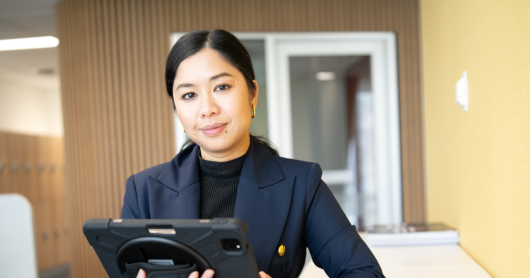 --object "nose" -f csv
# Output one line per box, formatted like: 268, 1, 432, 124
199, 93, 221, 118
